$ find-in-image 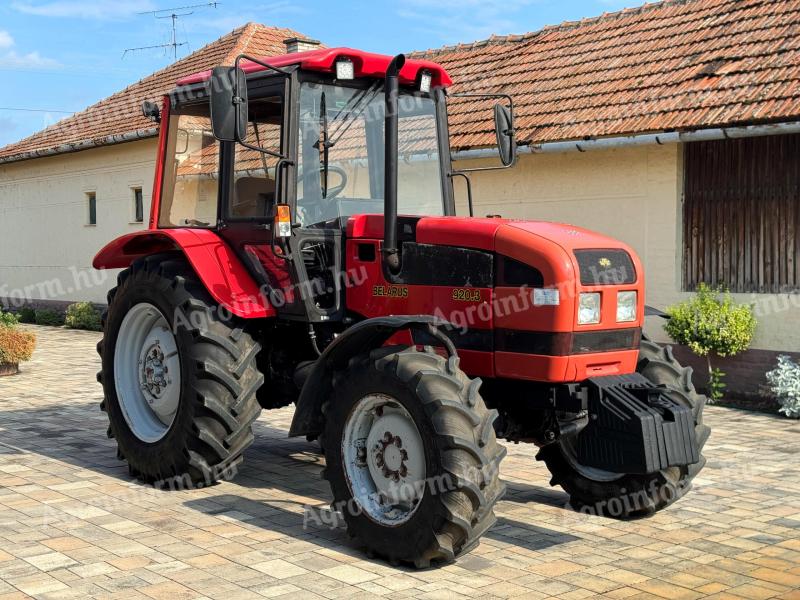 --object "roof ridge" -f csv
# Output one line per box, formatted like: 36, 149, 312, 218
227, 21, 260, 63
410, 0, 730, 57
